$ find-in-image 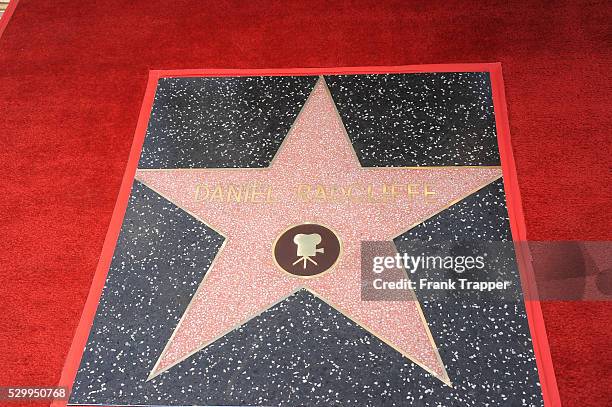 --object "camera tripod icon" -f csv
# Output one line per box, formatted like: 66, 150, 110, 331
292, 233, 324, 269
